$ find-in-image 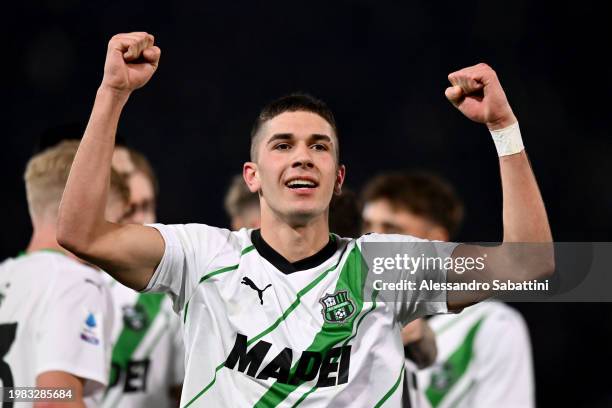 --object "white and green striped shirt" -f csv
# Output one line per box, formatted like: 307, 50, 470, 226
0, 251, 113, 407
145, 224, 451, 407
416, 301, 534, 408
102, 278, 184, 408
